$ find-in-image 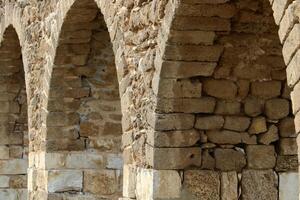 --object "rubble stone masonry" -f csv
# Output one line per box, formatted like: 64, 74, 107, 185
0, 0, 300, 199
